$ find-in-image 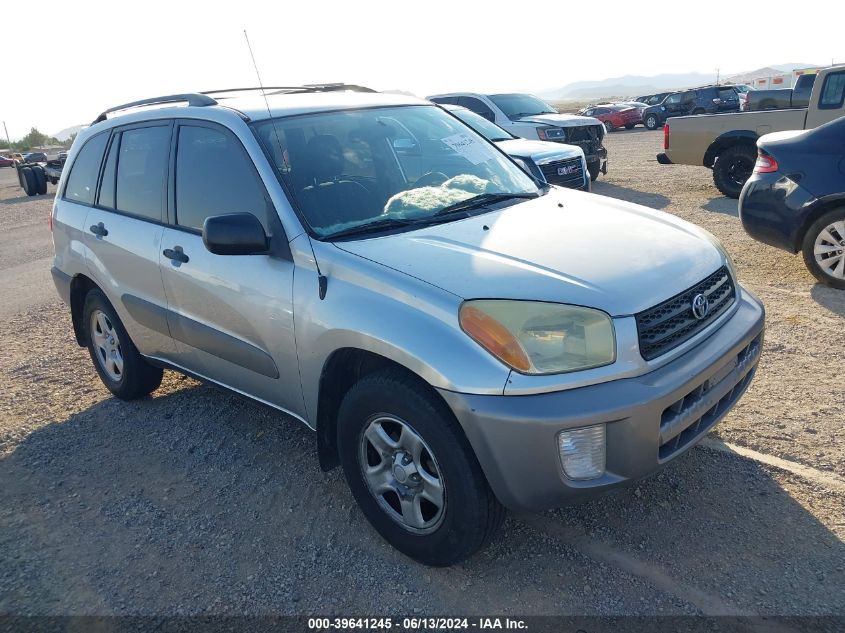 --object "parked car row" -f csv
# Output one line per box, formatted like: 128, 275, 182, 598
642, 85, 749, 130
577, 103, 643, 131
